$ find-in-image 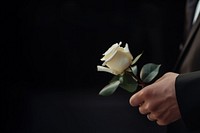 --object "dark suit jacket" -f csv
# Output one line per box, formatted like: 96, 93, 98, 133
168, 14, 200, 132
